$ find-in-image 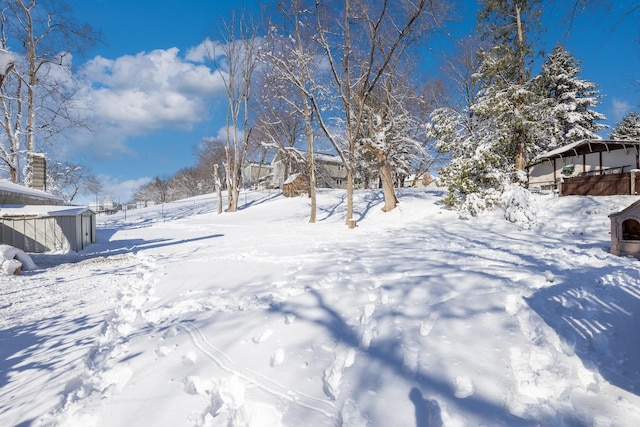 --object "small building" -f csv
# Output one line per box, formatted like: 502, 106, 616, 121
0, 205, 96, 253
282, 173, 309, 197
610, 199, 640, 259
527, 139, 640, 195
